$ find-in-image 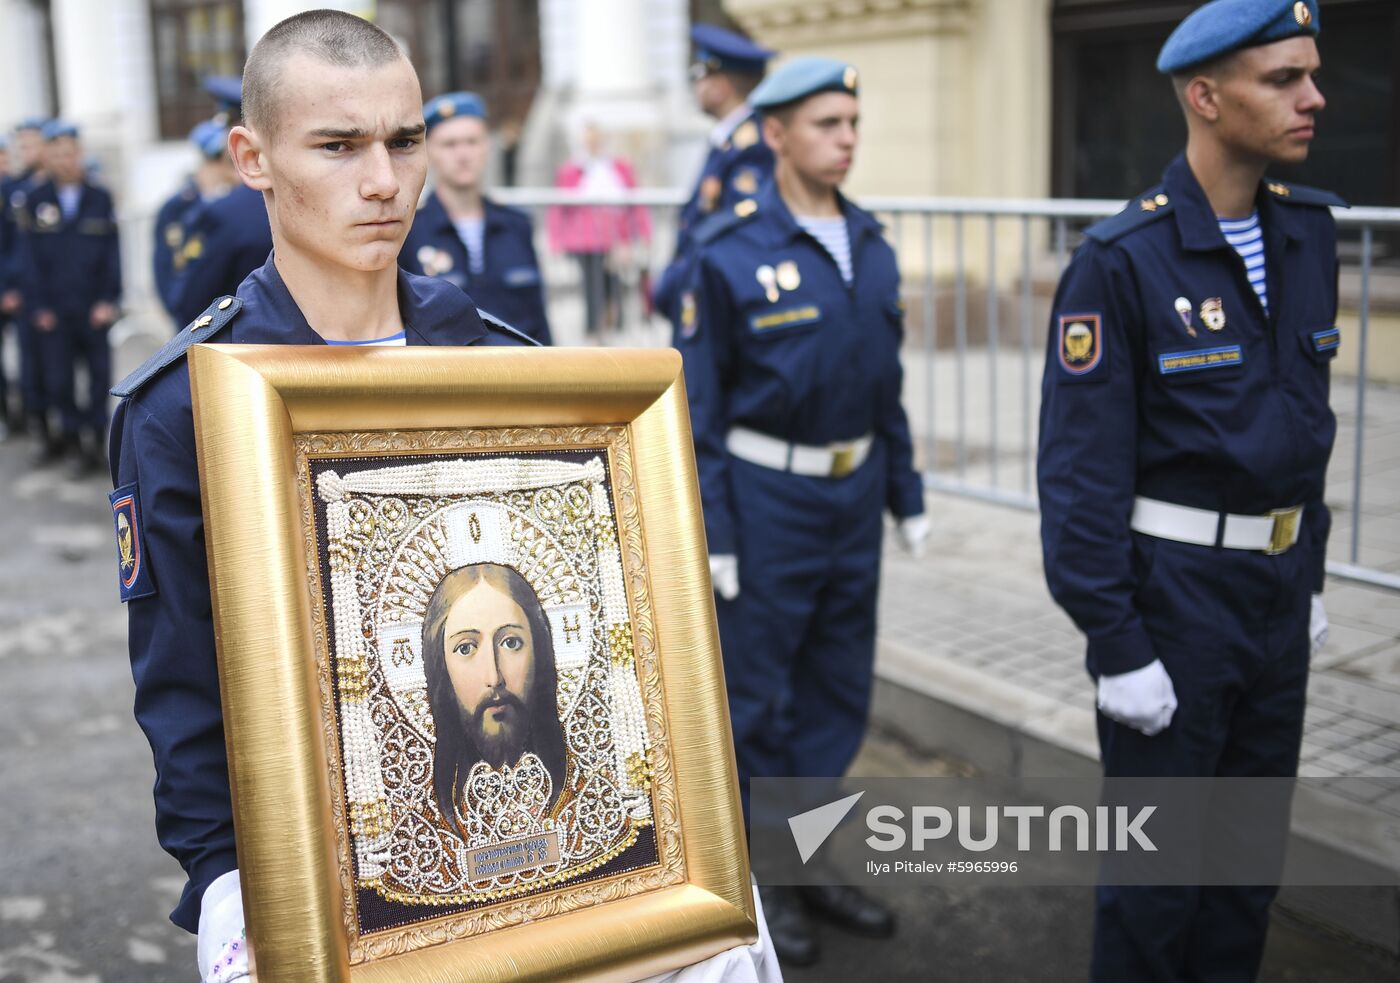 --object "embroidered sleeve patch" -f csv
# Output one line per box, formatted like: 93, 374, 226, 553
1311, 327, 1340, 353
1157, 344, 1244, 375
1056, 313, 1103, 376
110, 483, 156, 602
749, 305, 821, 333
